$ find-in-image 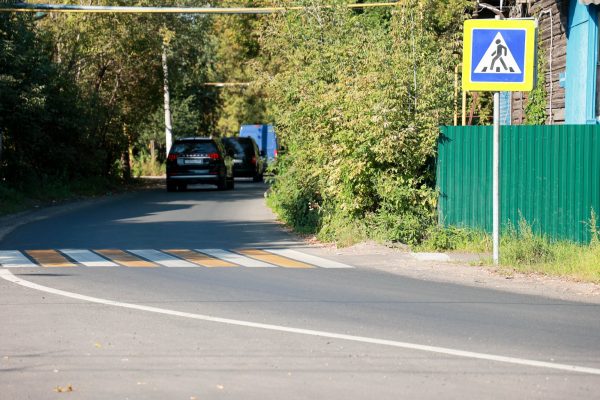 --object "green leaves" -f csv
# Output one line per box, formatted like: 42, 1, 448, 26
261, 1, 465, 245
